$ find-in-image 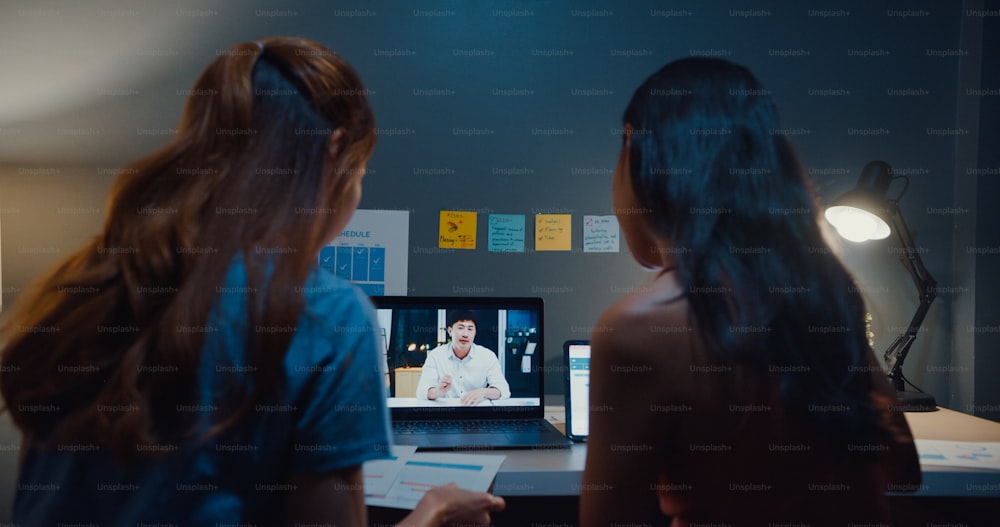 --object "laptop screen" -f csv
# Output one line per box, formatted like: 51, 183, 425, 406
564, 341, 591, 441
370, 296, 544, 418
